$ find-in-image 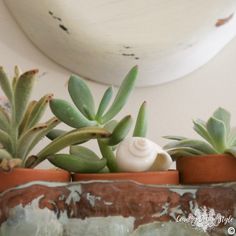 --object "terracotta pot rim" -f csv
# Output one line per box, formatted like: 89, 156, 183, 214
73, 169, 178, 176
4, 168, 69, 173
72, 170, 179, 185
176, 153, 234, 159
